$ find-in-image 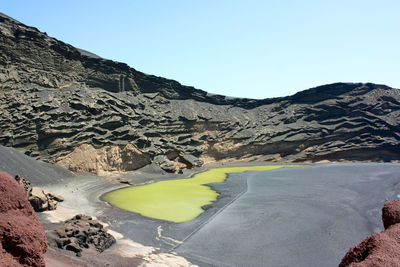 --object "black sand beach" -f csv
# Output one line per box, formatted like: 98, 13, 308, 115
176, 163, 400, 267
